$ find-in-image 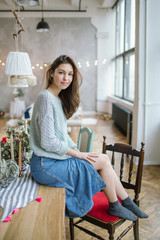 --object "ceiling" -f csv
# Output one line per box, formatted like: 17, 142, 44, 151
0, 0, 117, 11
